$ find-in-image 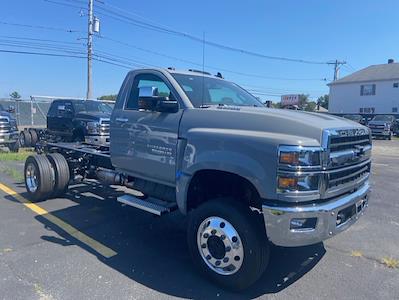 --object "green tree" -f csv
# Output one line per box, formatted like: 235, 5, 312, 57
9, 91, 21, 100
98, 94, 117, 101
317, 94, 329, 109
